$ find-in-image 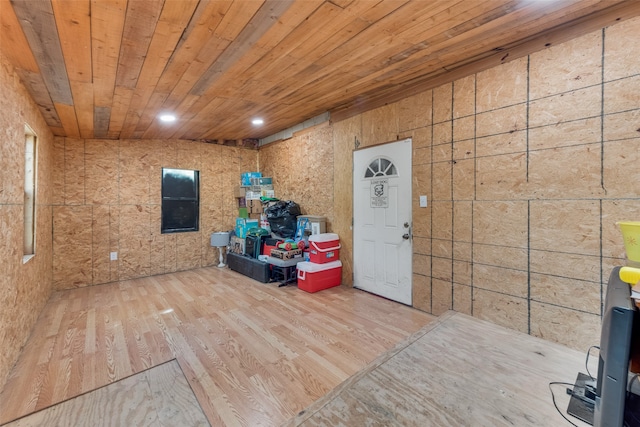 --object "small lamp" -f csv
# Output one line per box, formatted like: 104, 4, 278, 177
210, 232, 230, 268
